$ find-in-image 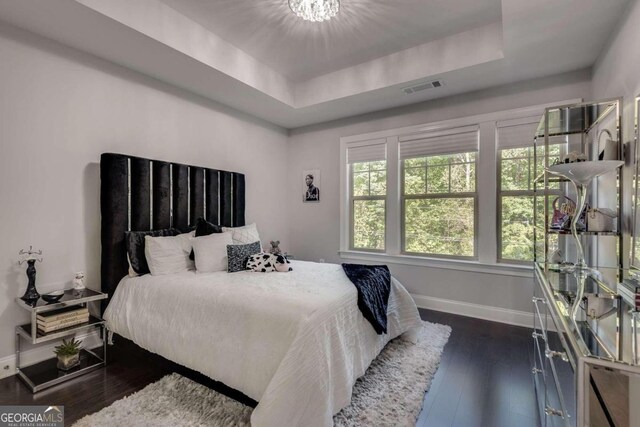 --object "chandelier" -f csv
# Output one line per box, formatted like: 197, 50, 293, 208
288, 0, 340, 22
